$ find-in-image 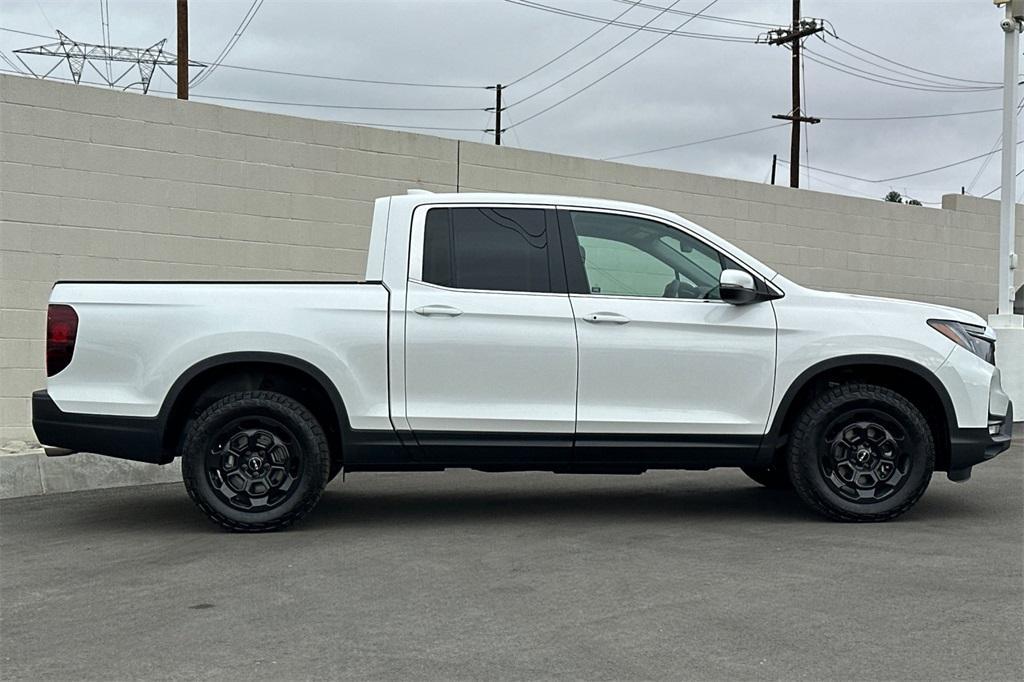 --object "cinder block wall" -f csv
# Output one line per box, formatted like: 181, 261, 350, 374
1, 75, 1019, 442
